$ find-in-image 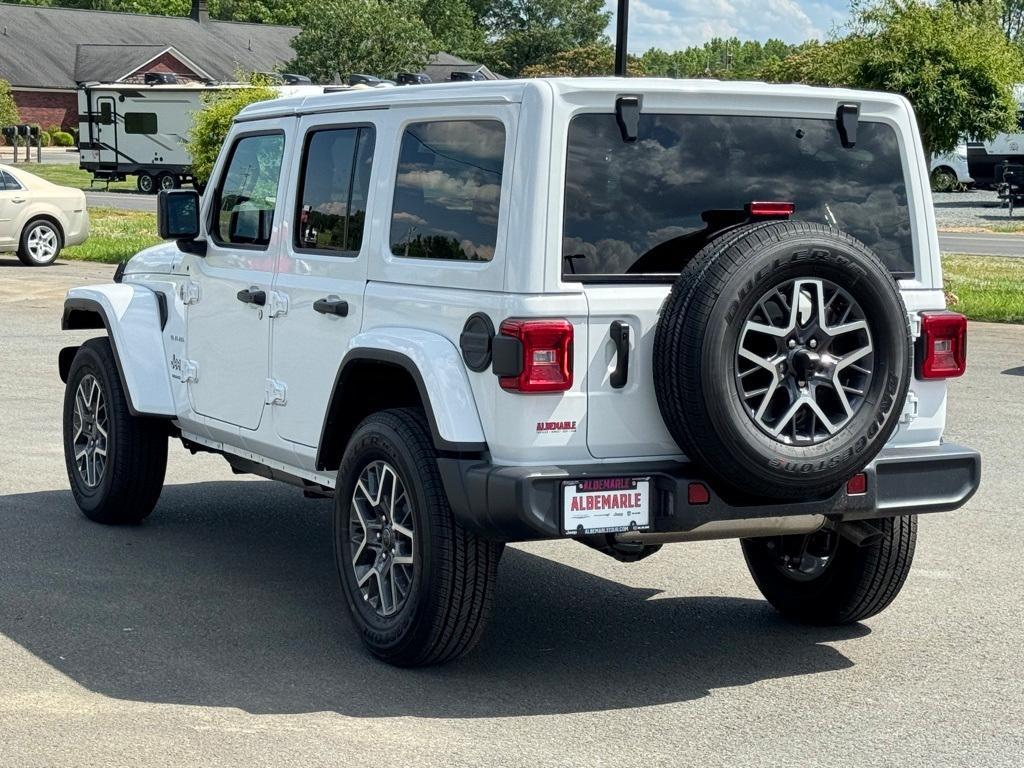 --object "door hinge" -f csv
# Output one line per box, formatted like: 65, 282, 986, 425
900, 391, 919, 424
268, 290, 289, 318
182, 360, 199, 384
265, 378, 287, 405
179, 280, 201, 305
